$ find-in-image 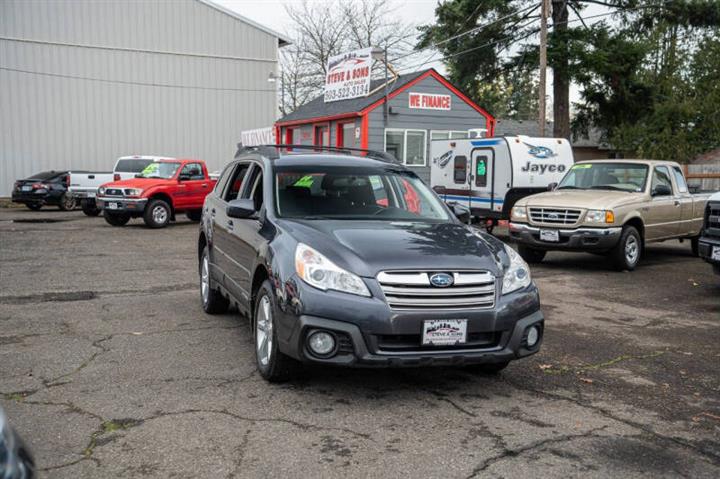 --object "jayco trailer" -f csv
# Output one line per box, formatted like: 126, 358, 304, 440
430, 136, 574, 229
